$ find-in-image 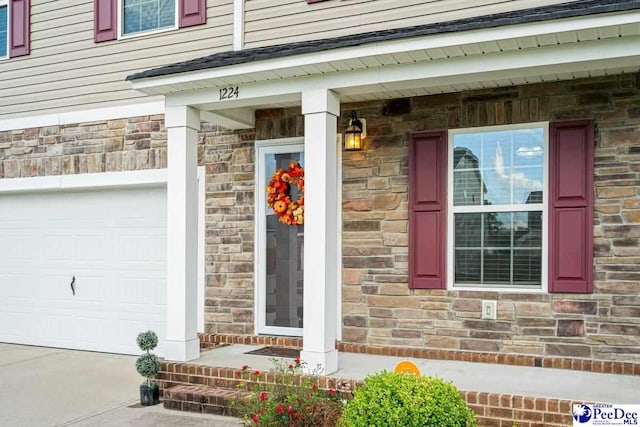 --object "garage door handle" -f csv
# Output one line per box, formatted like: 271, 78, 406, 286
70, 276, 76, 296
